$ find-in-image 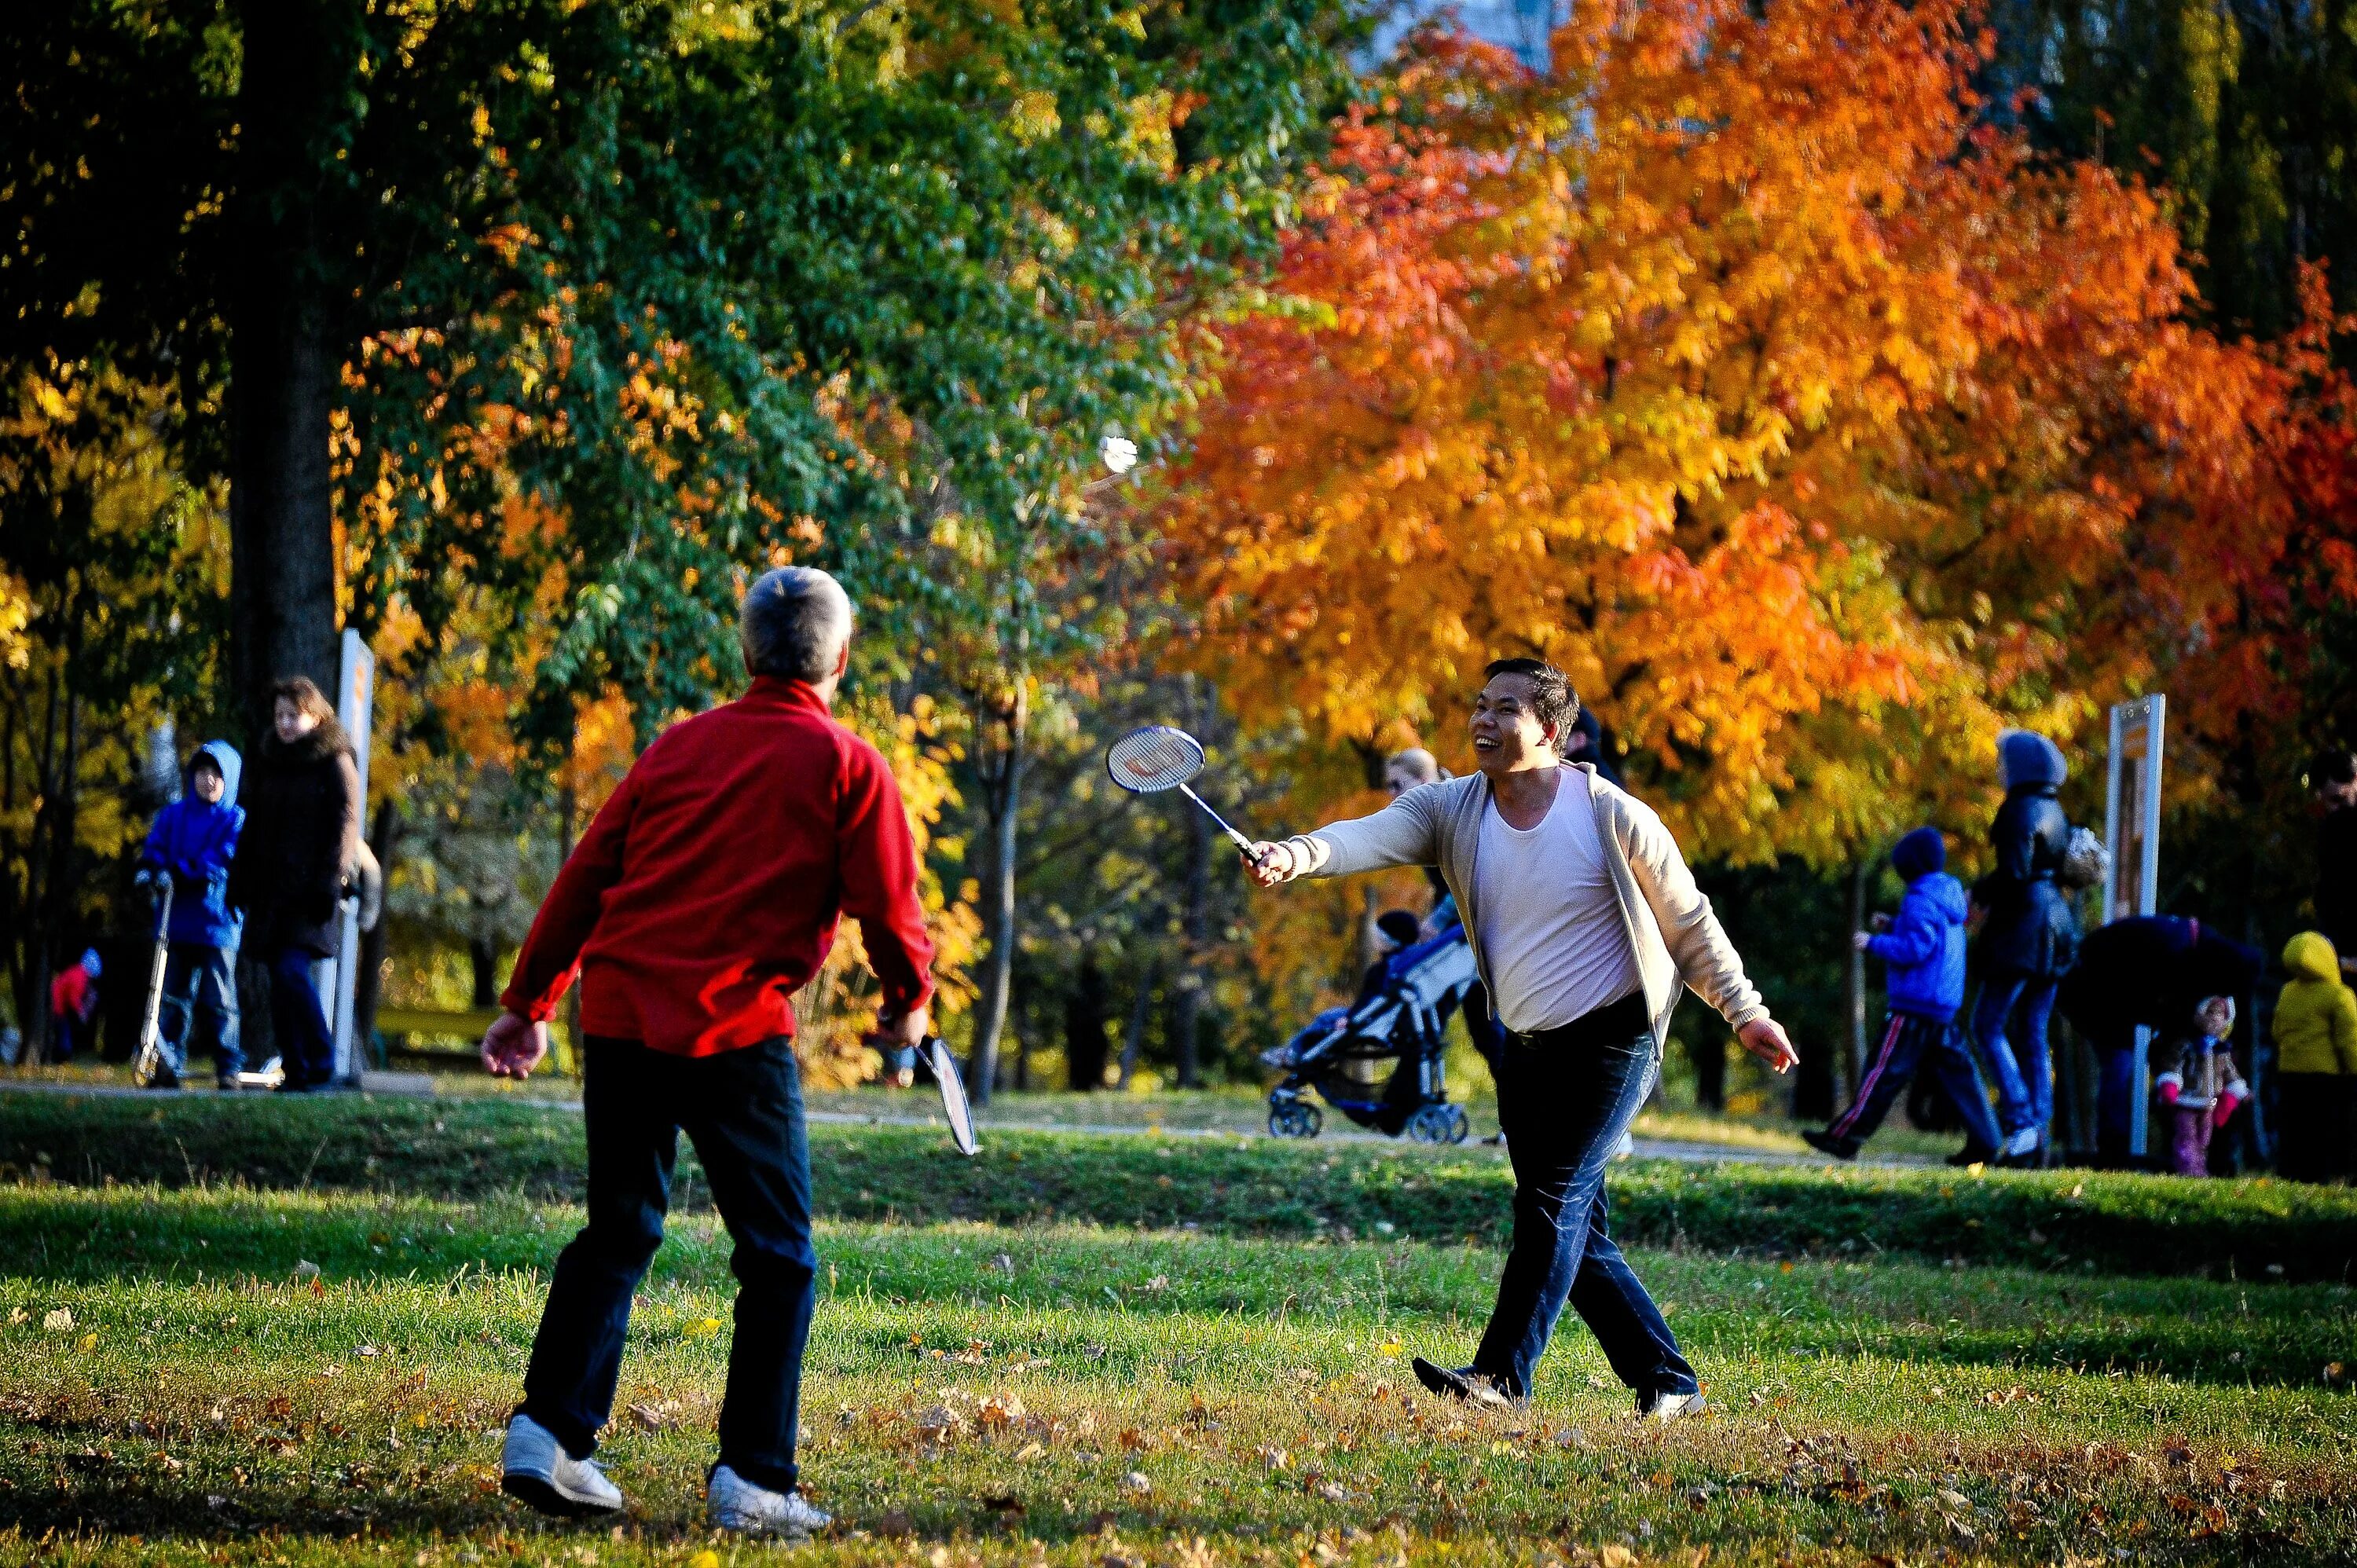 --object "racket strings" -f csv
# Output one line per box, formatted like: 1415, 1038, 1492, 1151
1106, 727, 1204, 792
